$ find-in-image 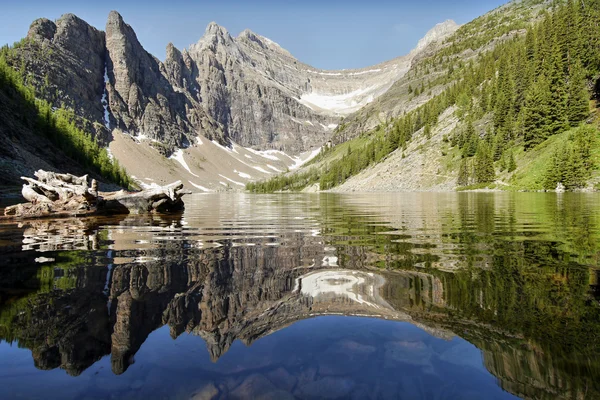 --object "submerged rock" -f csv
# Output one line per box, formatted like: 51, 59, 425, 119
190, 383, 219, 400
229, 374, 279, 399
265, 367, 297, 392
